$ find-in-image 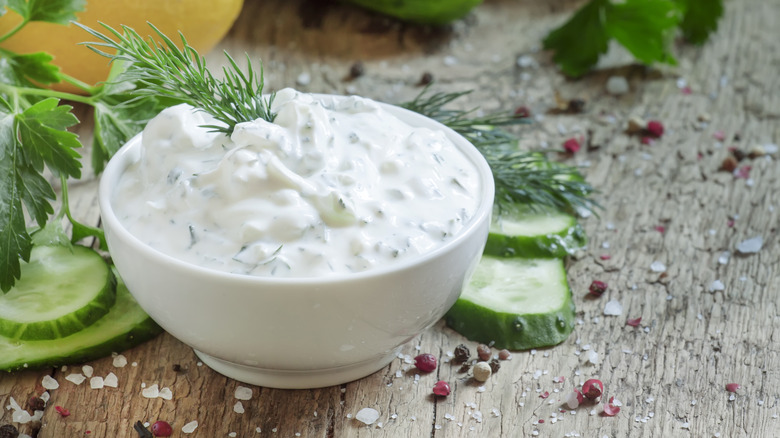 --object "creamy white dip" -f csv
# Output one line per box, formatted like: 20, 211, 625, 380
112, 88, 482, 277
